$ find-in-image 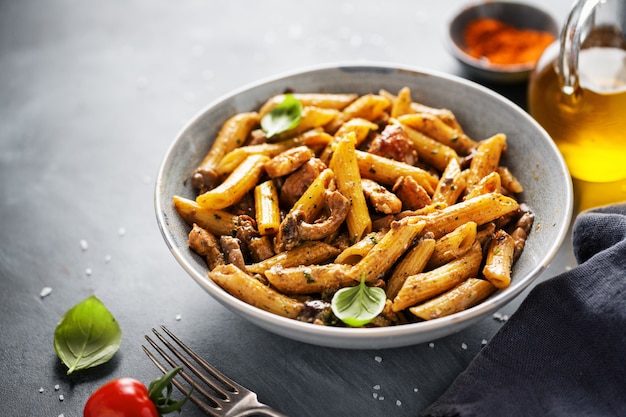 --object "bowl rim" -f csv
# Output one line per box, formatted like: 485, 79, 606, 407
446, 1, 560, 74
154, 61, 573, 349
